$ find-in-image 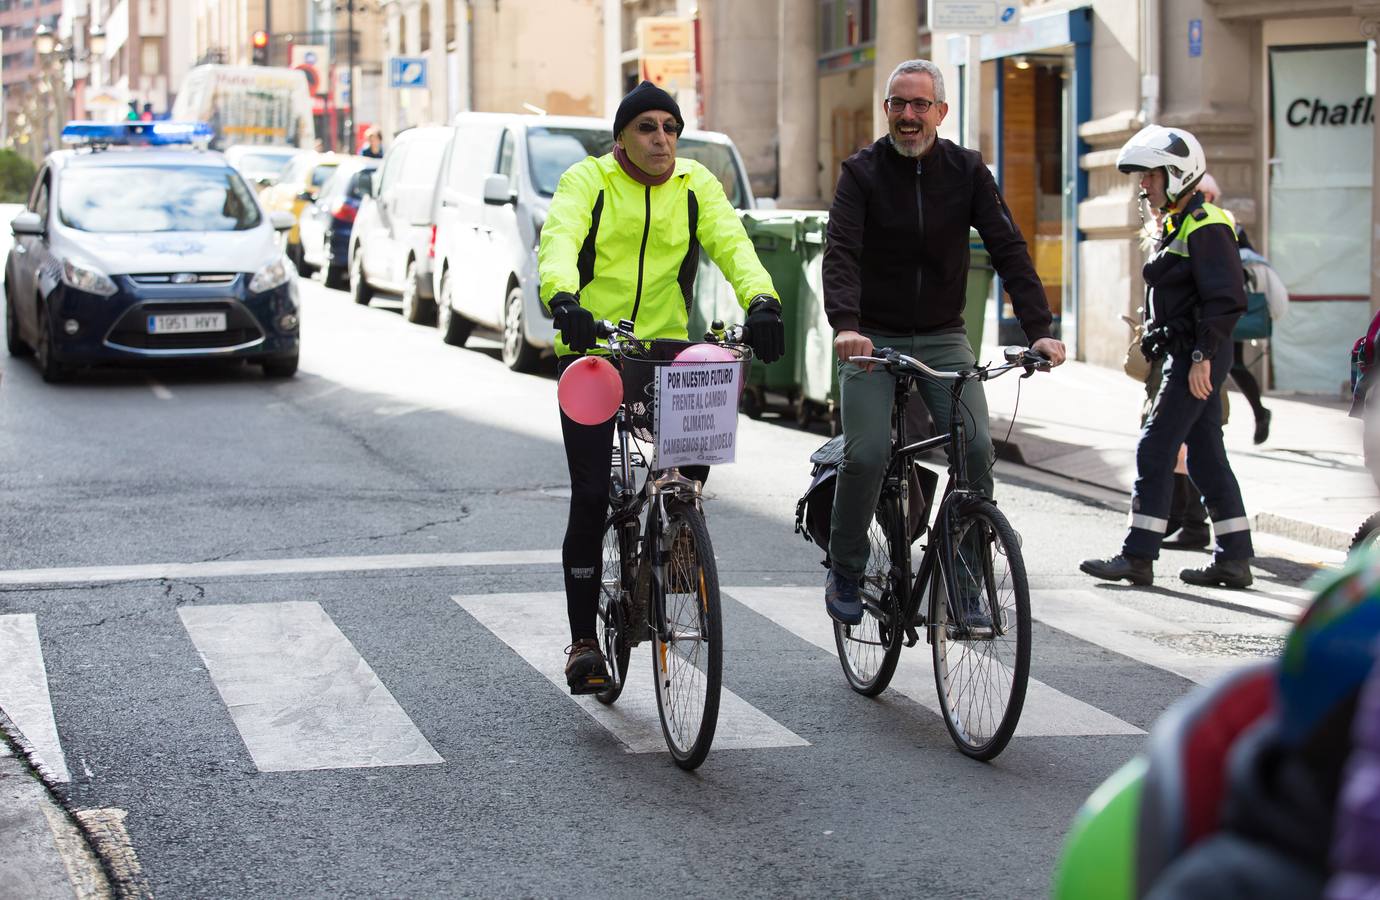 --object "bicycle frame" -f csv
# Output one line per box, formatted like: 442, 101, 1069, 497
607, 392, 704, 648
871, 369, 978, 648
